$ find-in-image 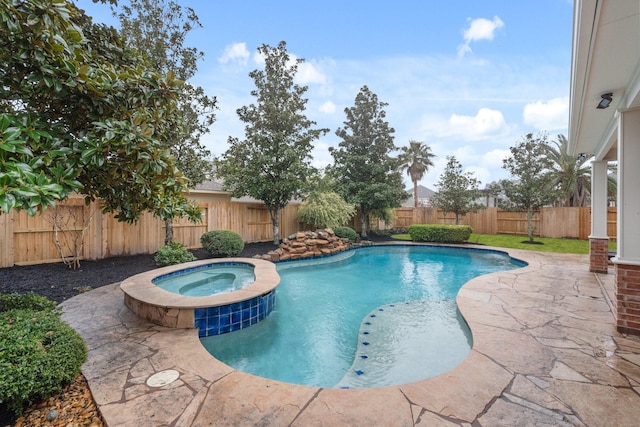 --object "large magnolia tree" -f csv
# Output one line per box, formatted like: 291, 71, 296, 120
113, 0, 217, 243
0, 0, 199, 223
